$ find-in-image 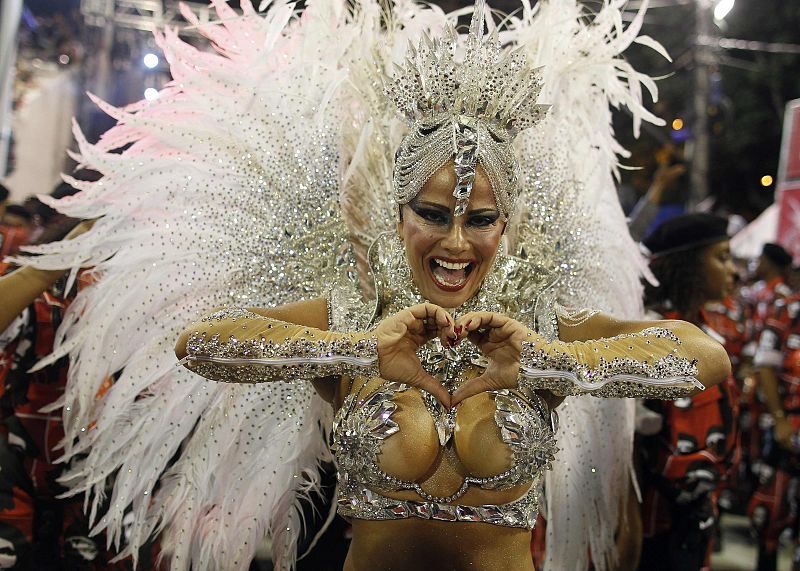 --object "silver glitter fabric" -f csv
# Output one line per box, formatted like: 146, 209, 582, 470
336, 484, 540, 528
331, 379, 557, 510
331, 384, 403, 489
183, 309, 379, 384
519, 327, 702, 398
386, 0, 549, 218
